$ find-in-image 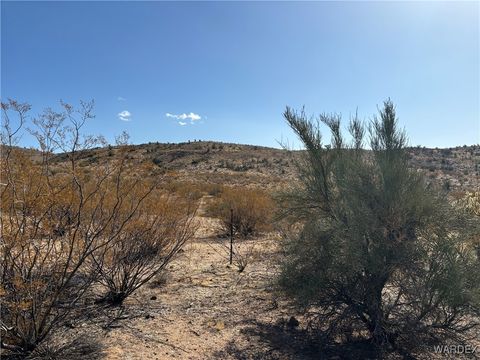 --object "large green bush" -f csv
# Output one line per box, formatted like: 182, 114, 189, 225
278, 100, 480, 357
